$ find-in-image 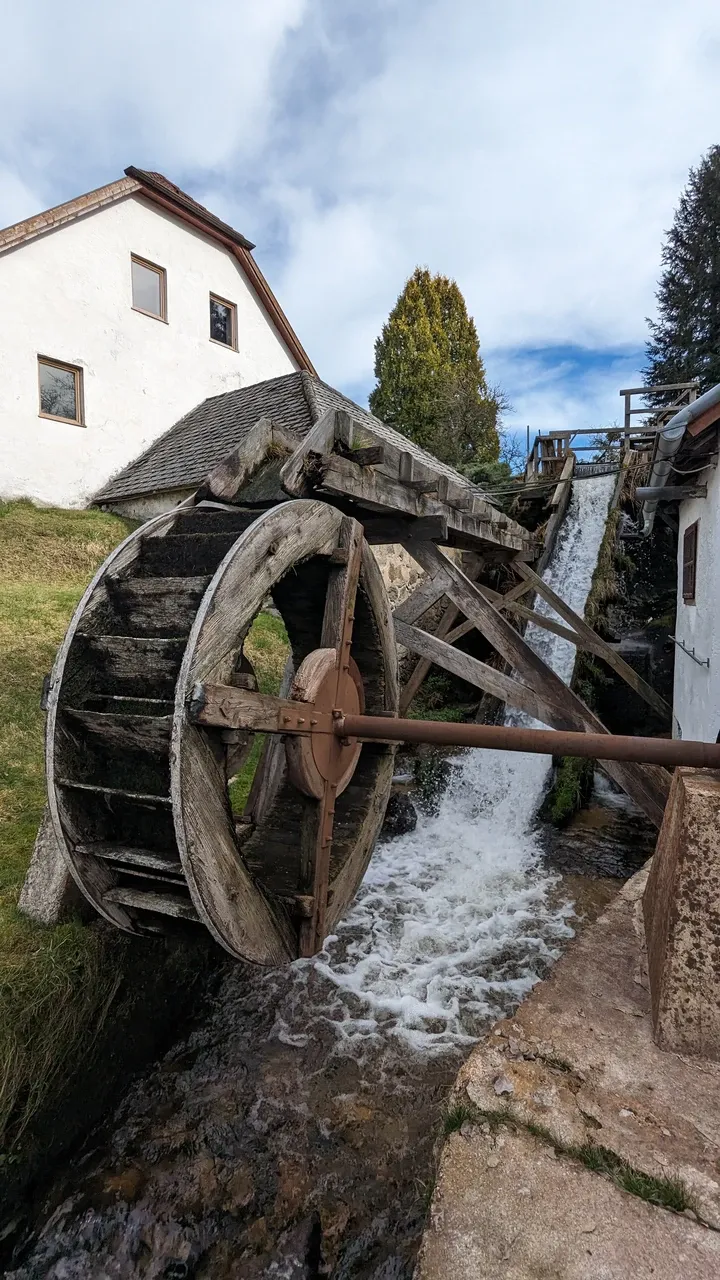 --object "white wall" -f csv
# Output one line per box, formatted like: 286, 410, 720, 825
0, 195, 298, 508
673, 459, 720, 742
